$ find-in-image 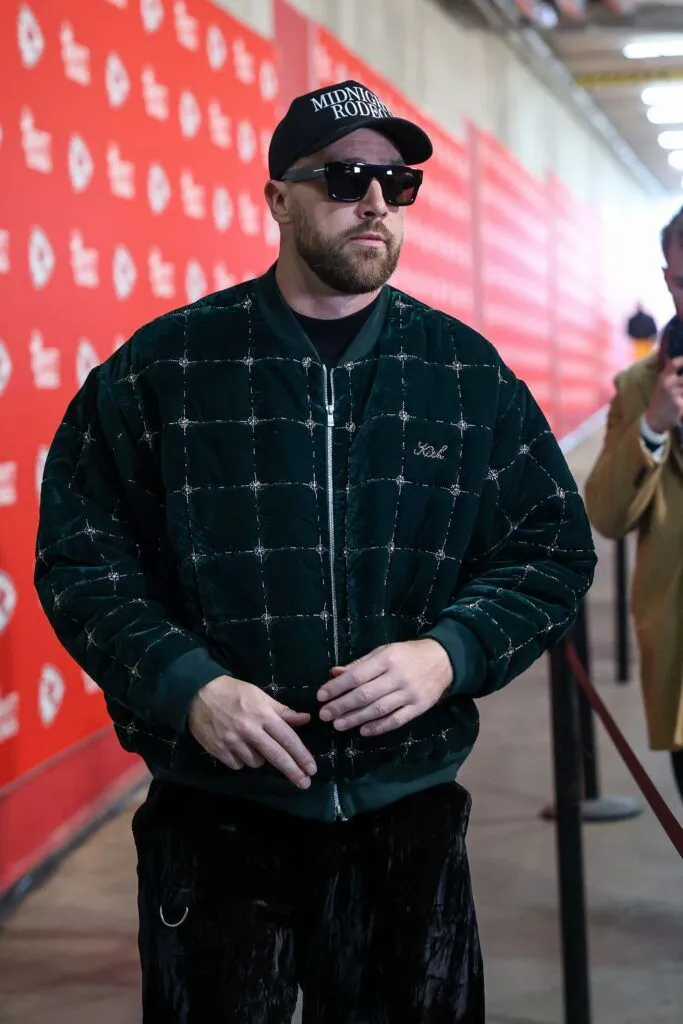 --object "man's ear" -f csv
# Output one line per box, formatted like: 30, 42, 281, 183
264, 179, 291, 225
